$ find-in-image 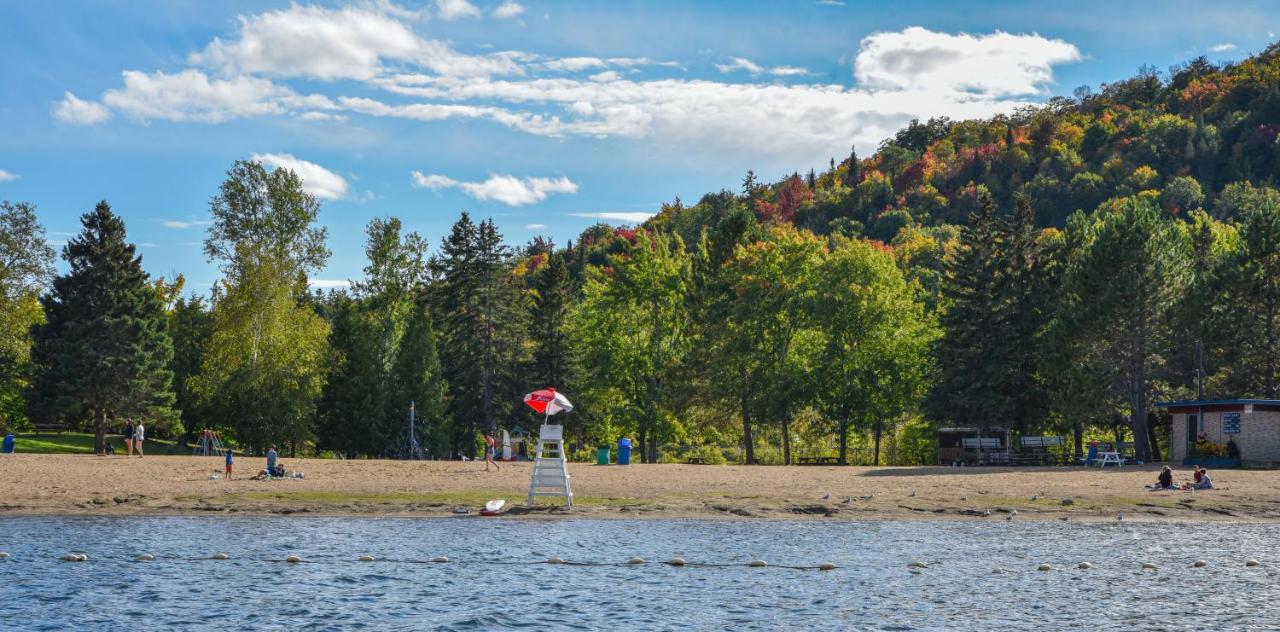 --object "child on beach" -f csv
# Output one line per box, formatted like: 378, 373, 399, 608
225, 449, 233, 479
